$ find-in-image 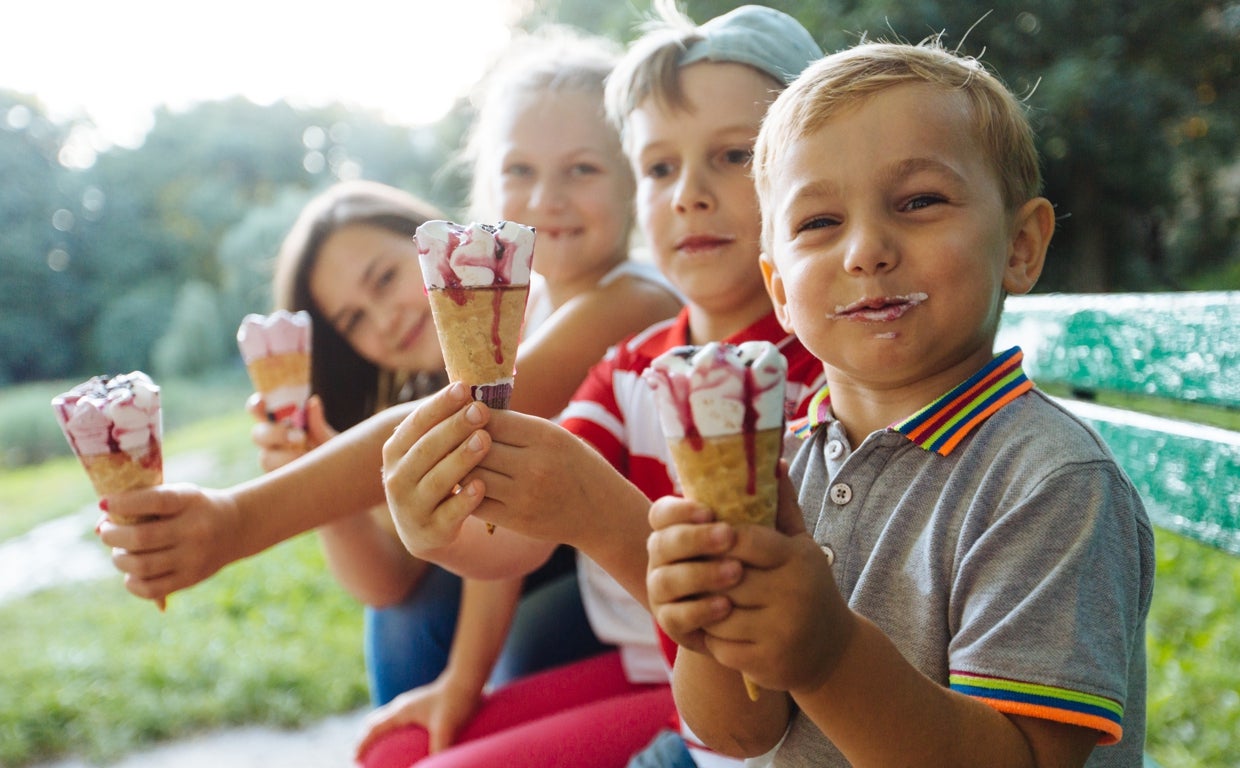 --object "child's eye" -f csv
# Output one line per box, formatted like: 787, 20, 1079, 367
503, 163, 534, 178
796, 215, 838, 233
339, 310, 363, 338
722, 148, 753, 167
569, 162, 601, 177
644, 161, 673, 180
902, 193, 947, 212
375, 266, 397, 291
